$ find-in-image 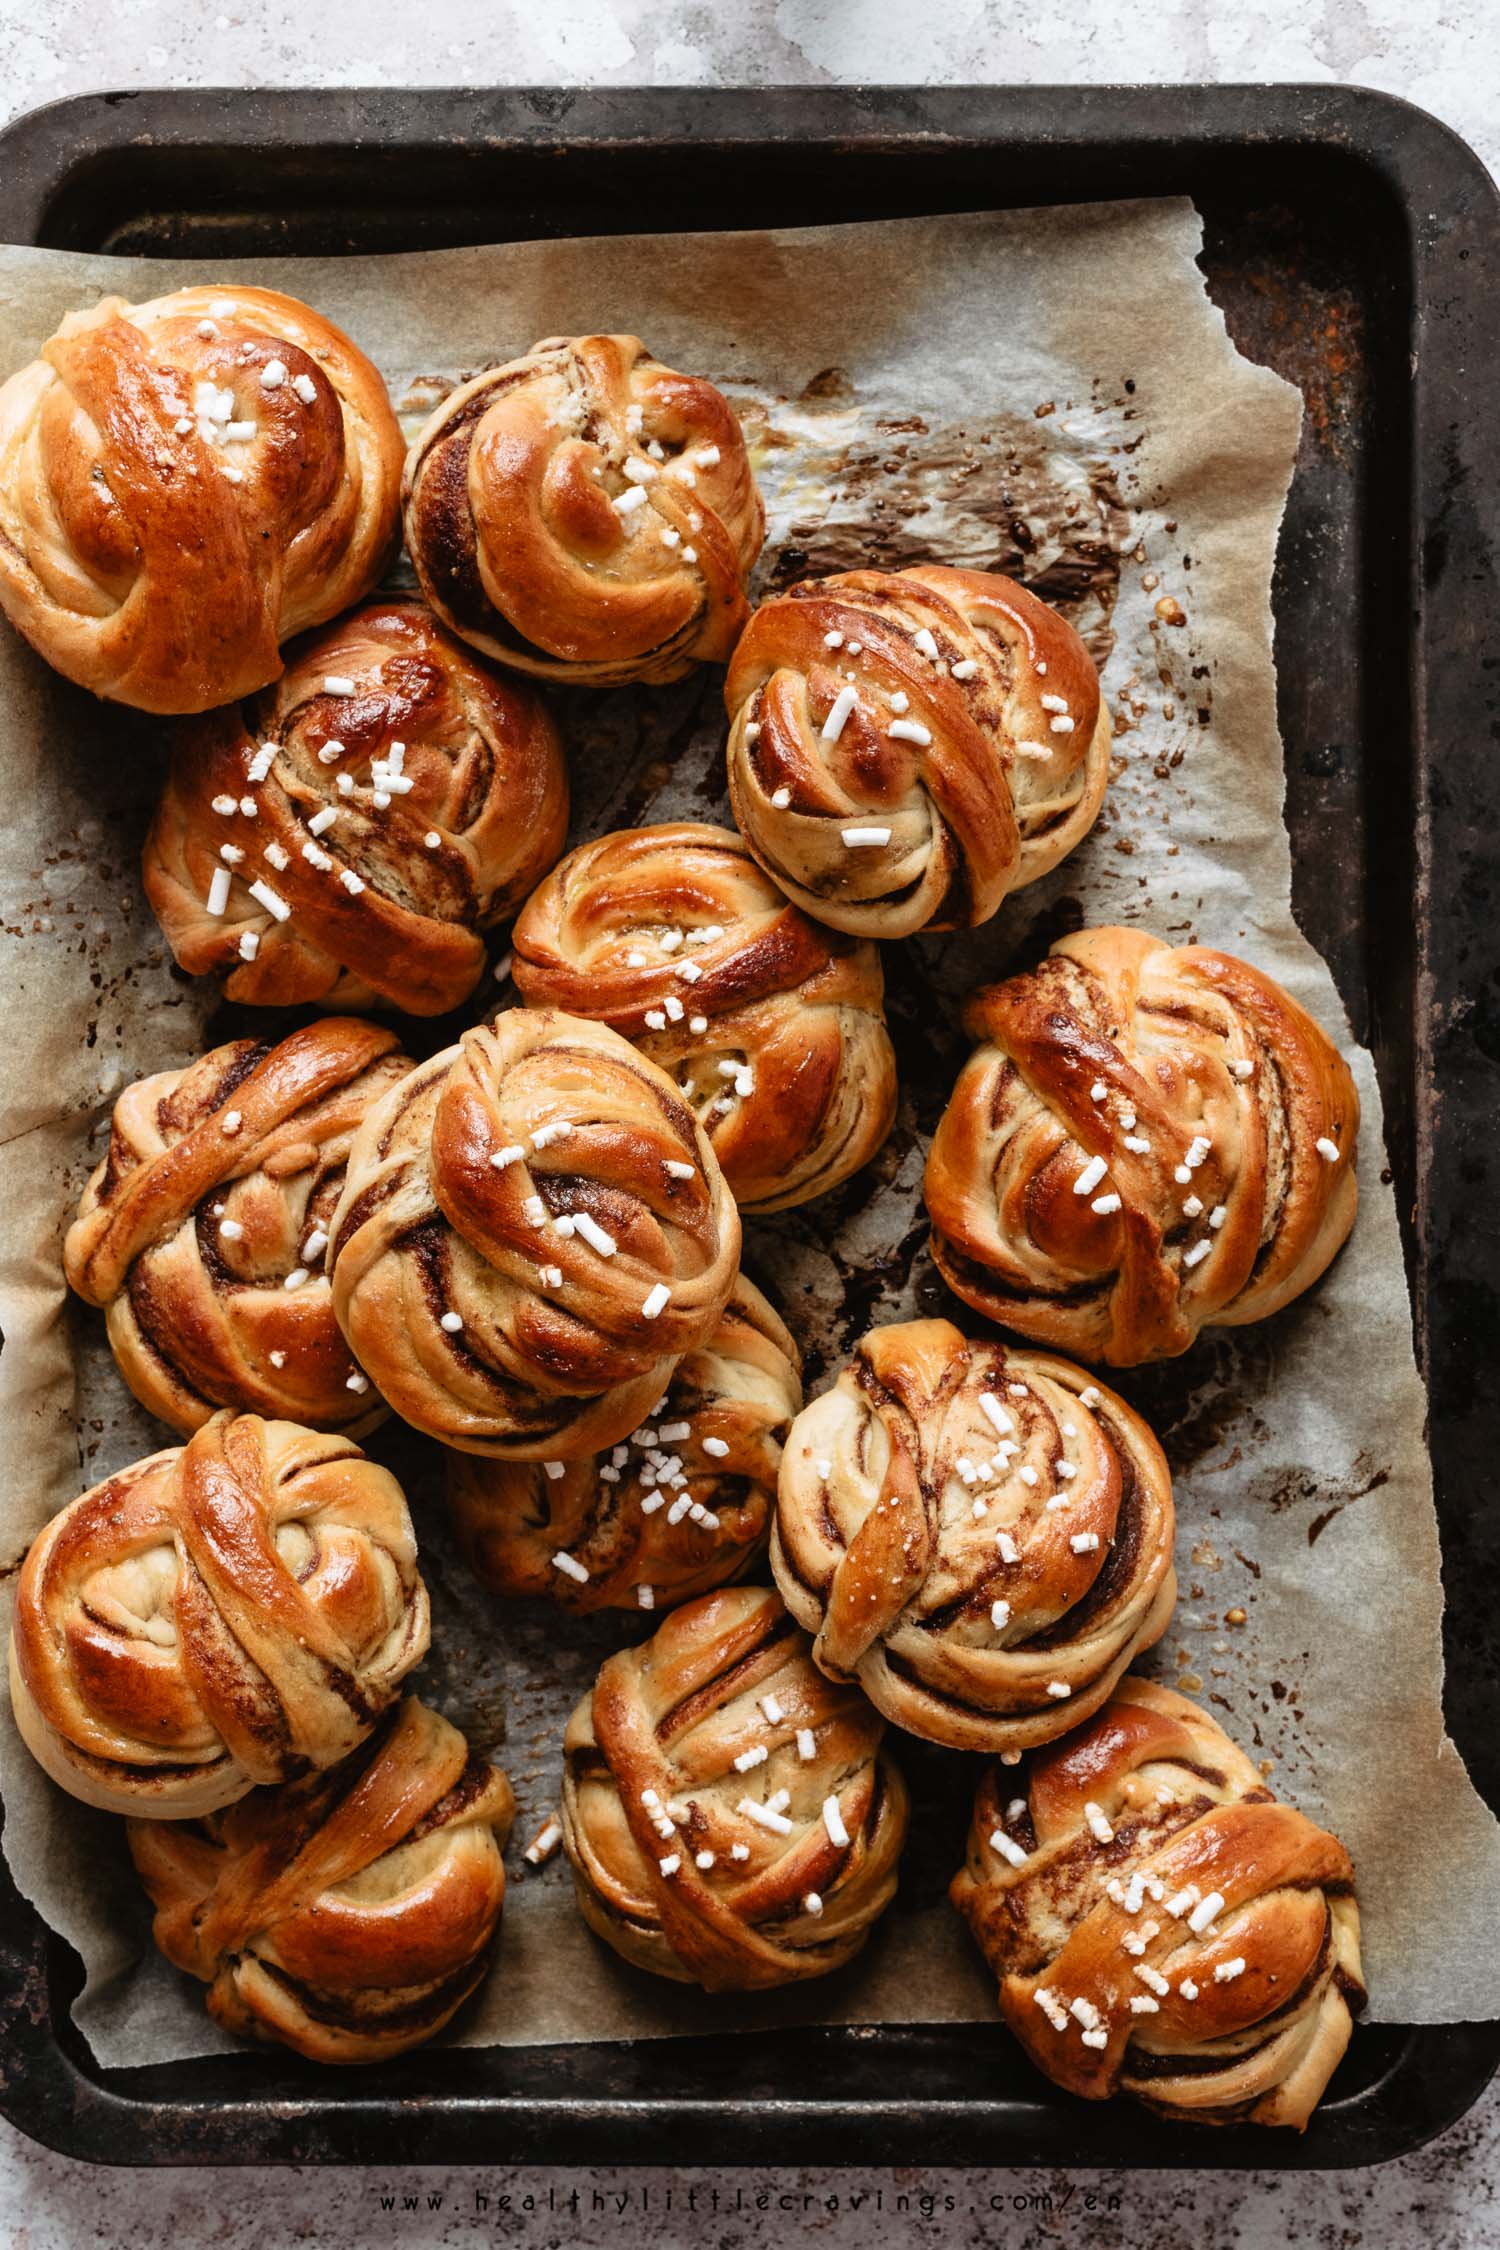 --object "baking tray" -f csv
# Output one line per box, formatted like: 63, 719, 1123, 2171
0, 81, 1495, 2171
